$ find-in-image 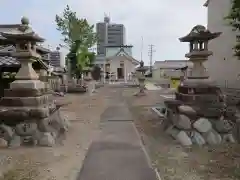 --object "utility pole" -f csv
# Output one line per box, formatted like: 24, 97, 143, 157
140, 36, 143, 61
148, 44, 155, 73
